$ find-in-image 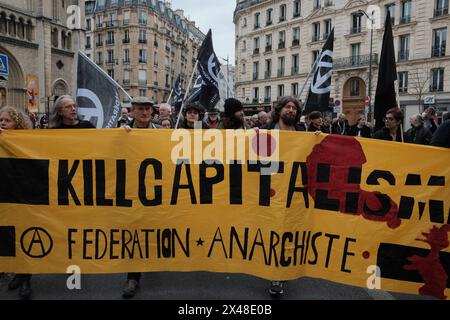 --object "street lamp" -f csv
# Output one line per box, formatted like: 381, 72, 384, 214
358, 9, 375, 123
219, 55, 230, 99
